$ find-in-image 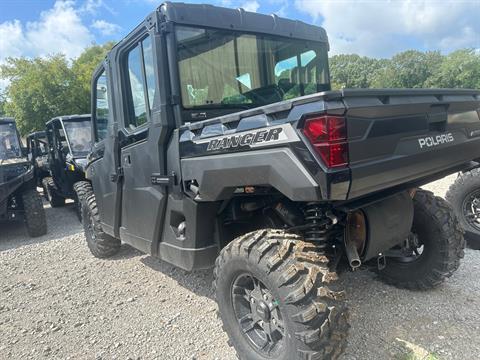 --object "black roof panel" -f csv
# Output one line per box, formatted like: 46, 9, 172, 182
159, 2, 328, 44
46, 114, 91, 126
